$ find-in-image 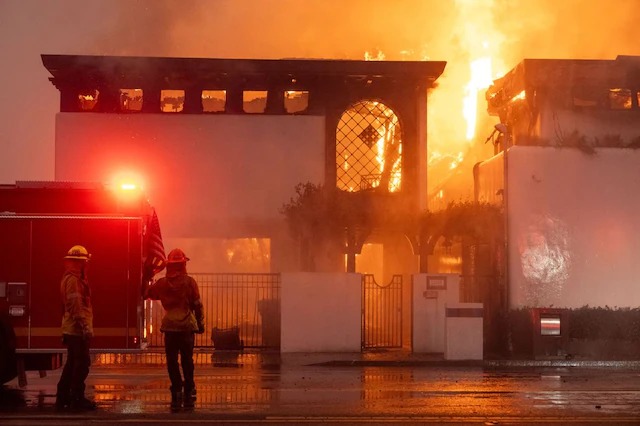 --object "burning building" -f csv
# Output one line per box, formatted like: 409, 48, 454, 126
477, 55, 640, 310
41, 54, 445, 281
